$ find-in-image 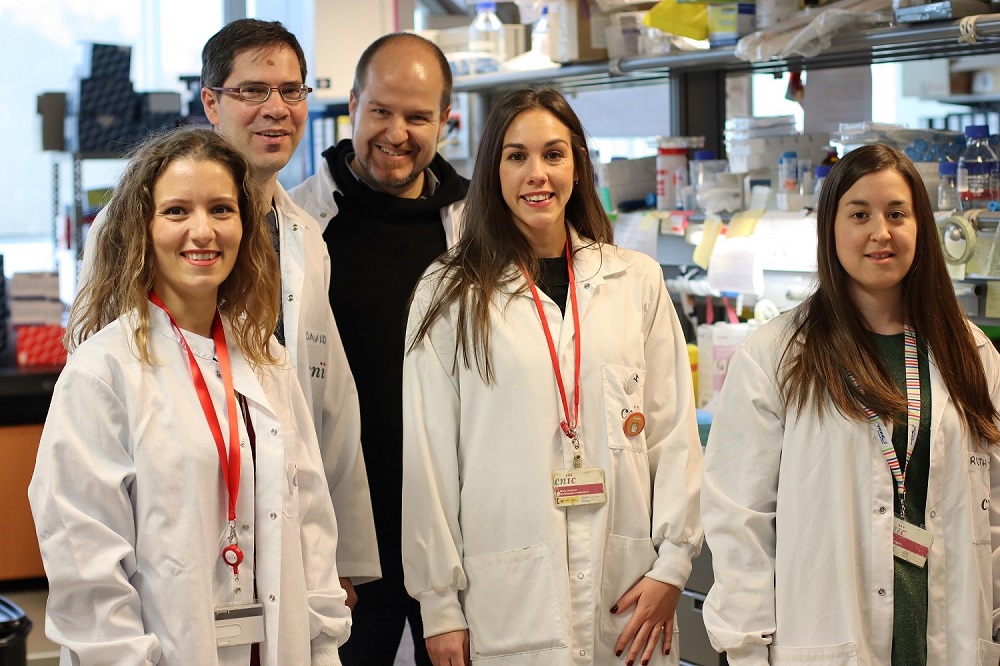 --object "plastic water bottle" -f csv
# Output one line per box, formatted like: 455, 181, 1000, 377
779, 151, 798, 193
469, 2, 506, 63
532, 5, 550, 57
938, 161, 958, 211
958, 124, 999, 211
813, 164, 832, 206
